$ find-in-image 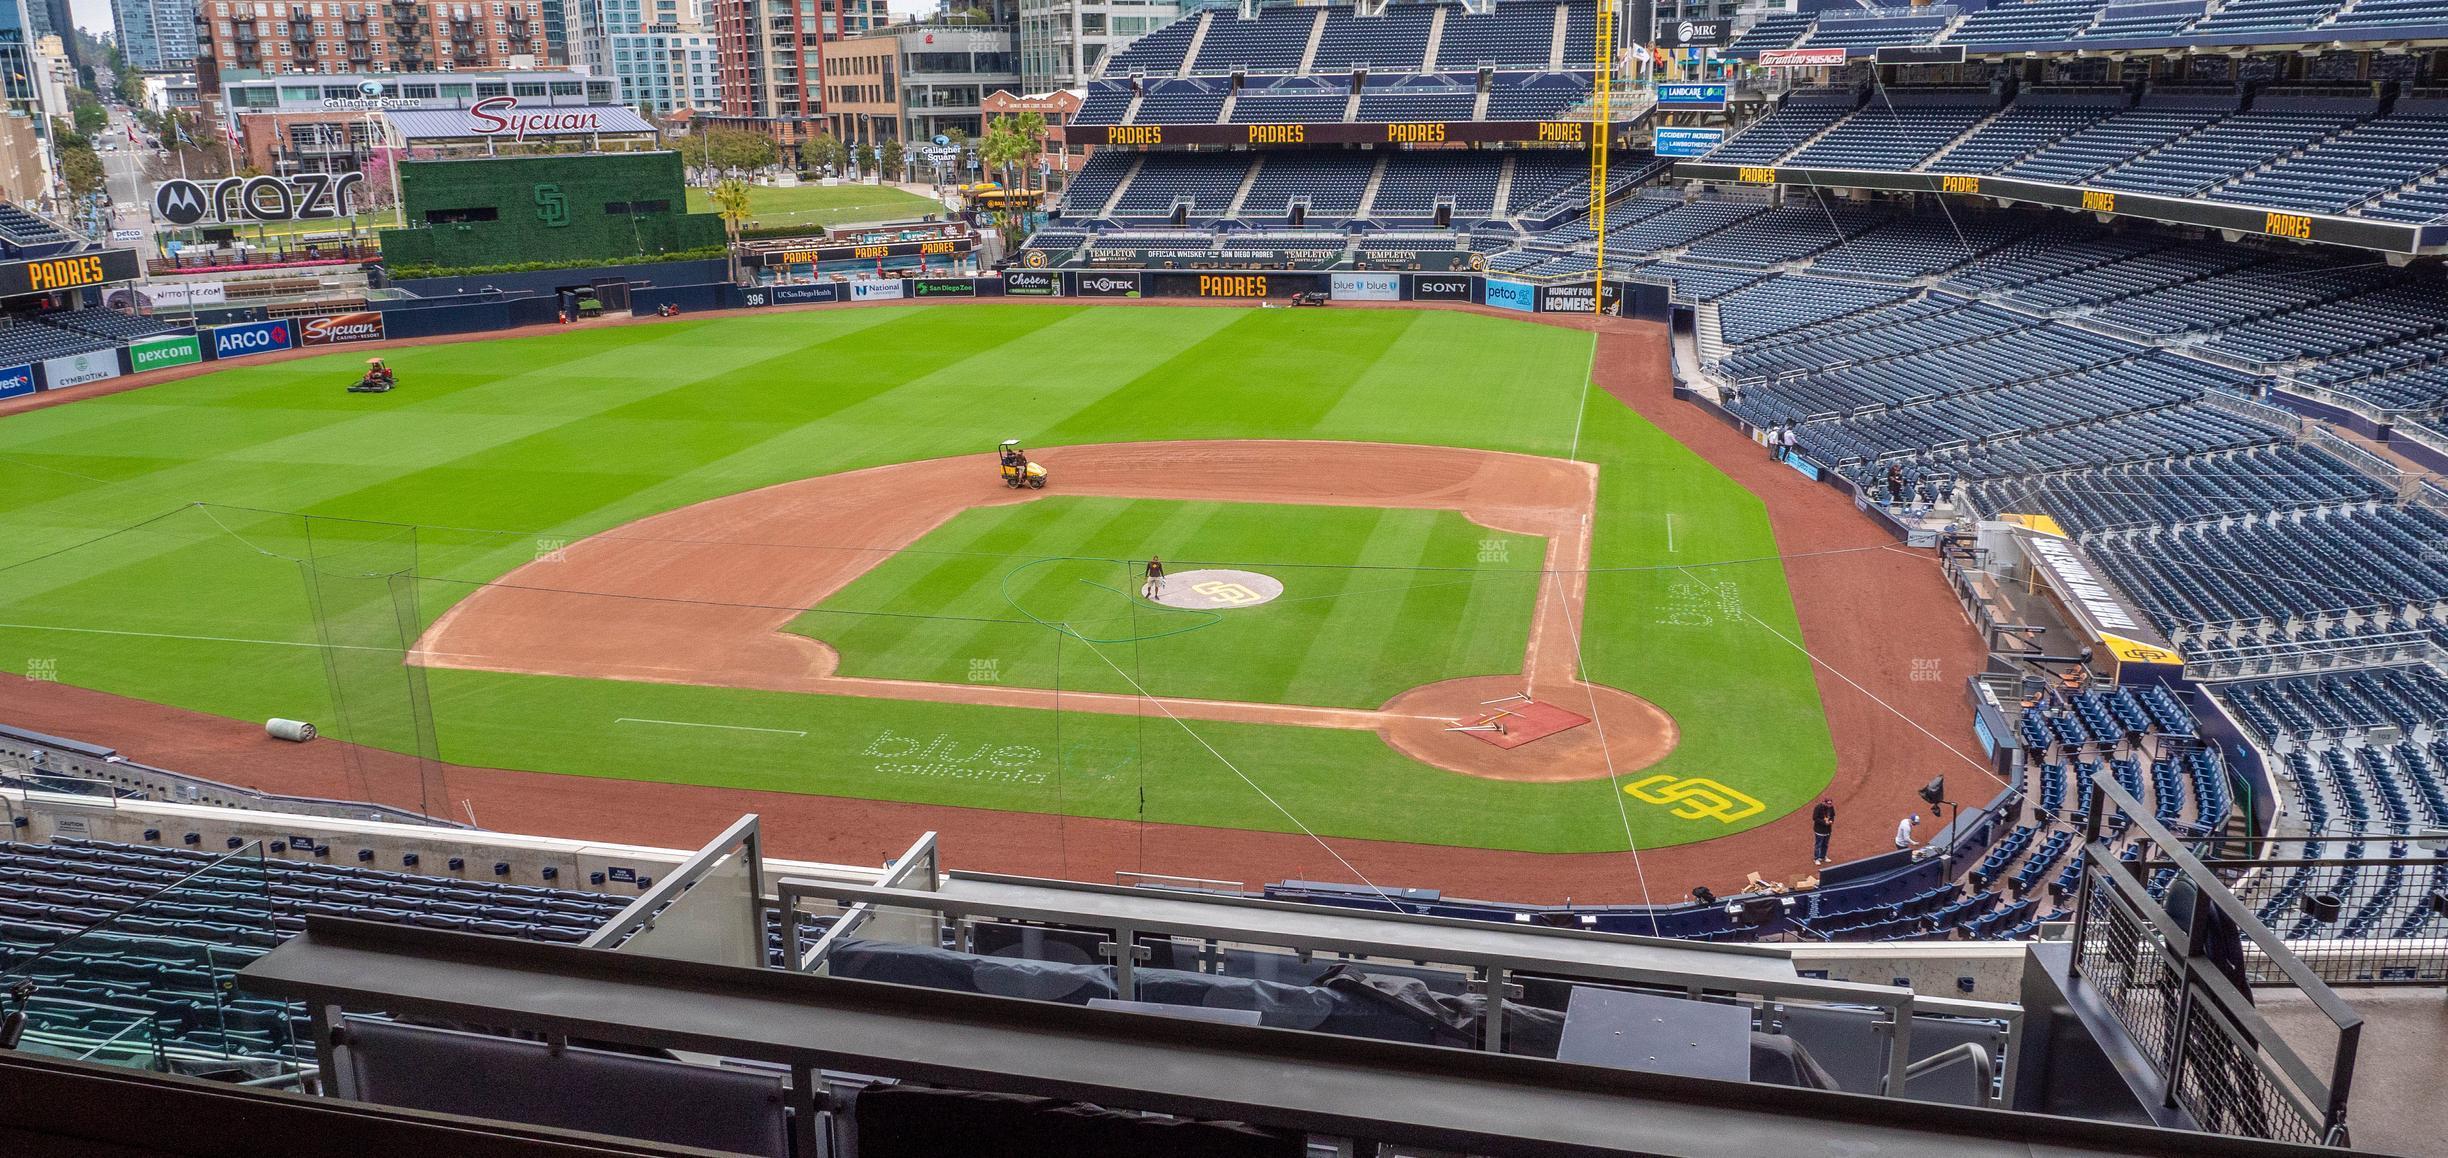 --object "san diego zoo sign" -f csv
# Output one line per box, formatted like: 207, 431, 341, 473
153, 173, 365, 227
